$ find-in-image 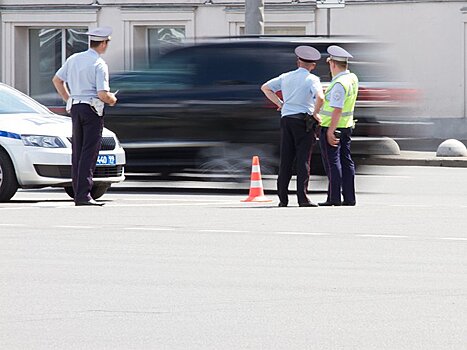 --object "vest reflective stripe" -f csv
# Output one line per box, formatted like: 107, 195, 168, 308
320, 110, 354, 117
321, 72, 358, 128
